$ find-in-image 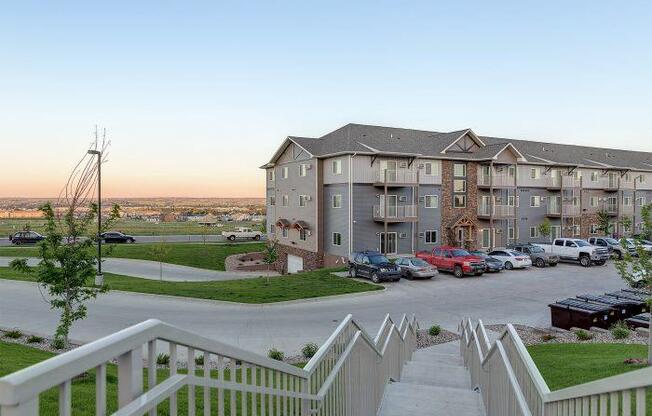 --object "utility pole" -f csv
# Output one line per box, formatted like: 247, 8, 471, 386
88, 127, 104, 285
